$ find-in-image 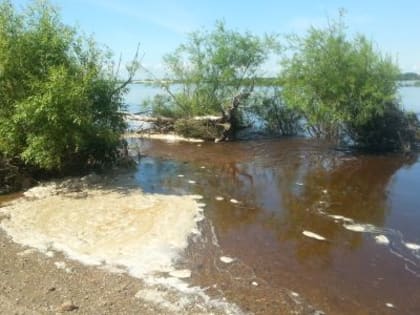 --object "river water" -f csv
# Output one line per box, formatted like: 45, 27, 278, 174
127, 85, 420, 314
1, 85, 419, 314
